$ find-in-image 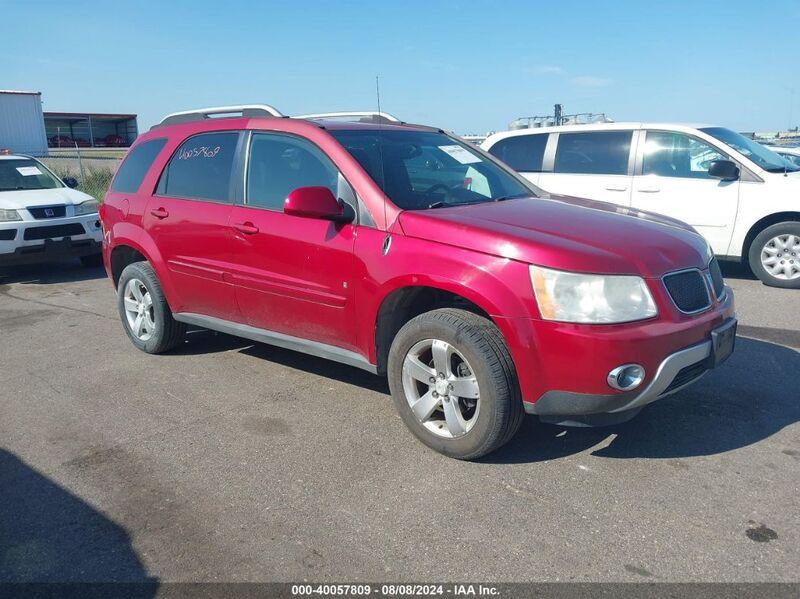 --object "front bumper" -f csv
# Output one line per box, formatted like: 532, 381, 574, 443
527, 317, 736, 426
0, 214, 102, 265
